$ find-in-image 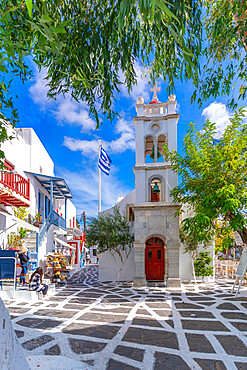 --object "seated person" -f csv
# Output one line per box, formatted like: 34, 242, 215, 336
29, 267, 48, 297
